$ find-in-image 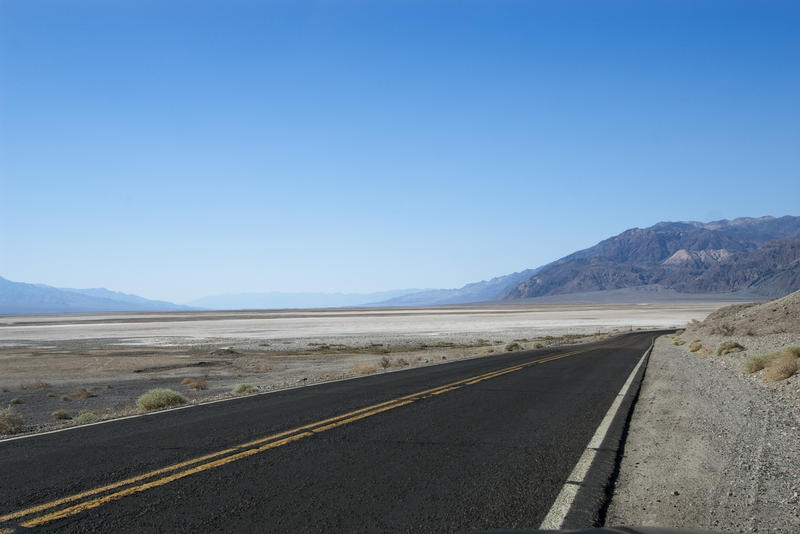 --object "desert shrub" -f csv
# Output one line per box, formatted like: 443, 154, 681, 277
534, 342, 545, 349
379, 356, 392, 369
74, 387, 96, 399
352, 363, 378, 375
717, 341, 744, 356
0, 407, 23, 434
73, 411, 99, 425
52, 410, 71, 420
395, 358, 409, 367
746, 346, 800, 381
10, 397, 22, 404
764, 353, 799, 382
60, 395, 70, 401
673, 339, 686, 346
505, 342, 523, 352
46, 392, 56, 398
136, 389, 188, 411
710, 324, 736, 336
232, 384, 257, 395
19, 381, 48, 391
689, 341, 703, 353
744, 354, 770, 374
181, 377, 208, 390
